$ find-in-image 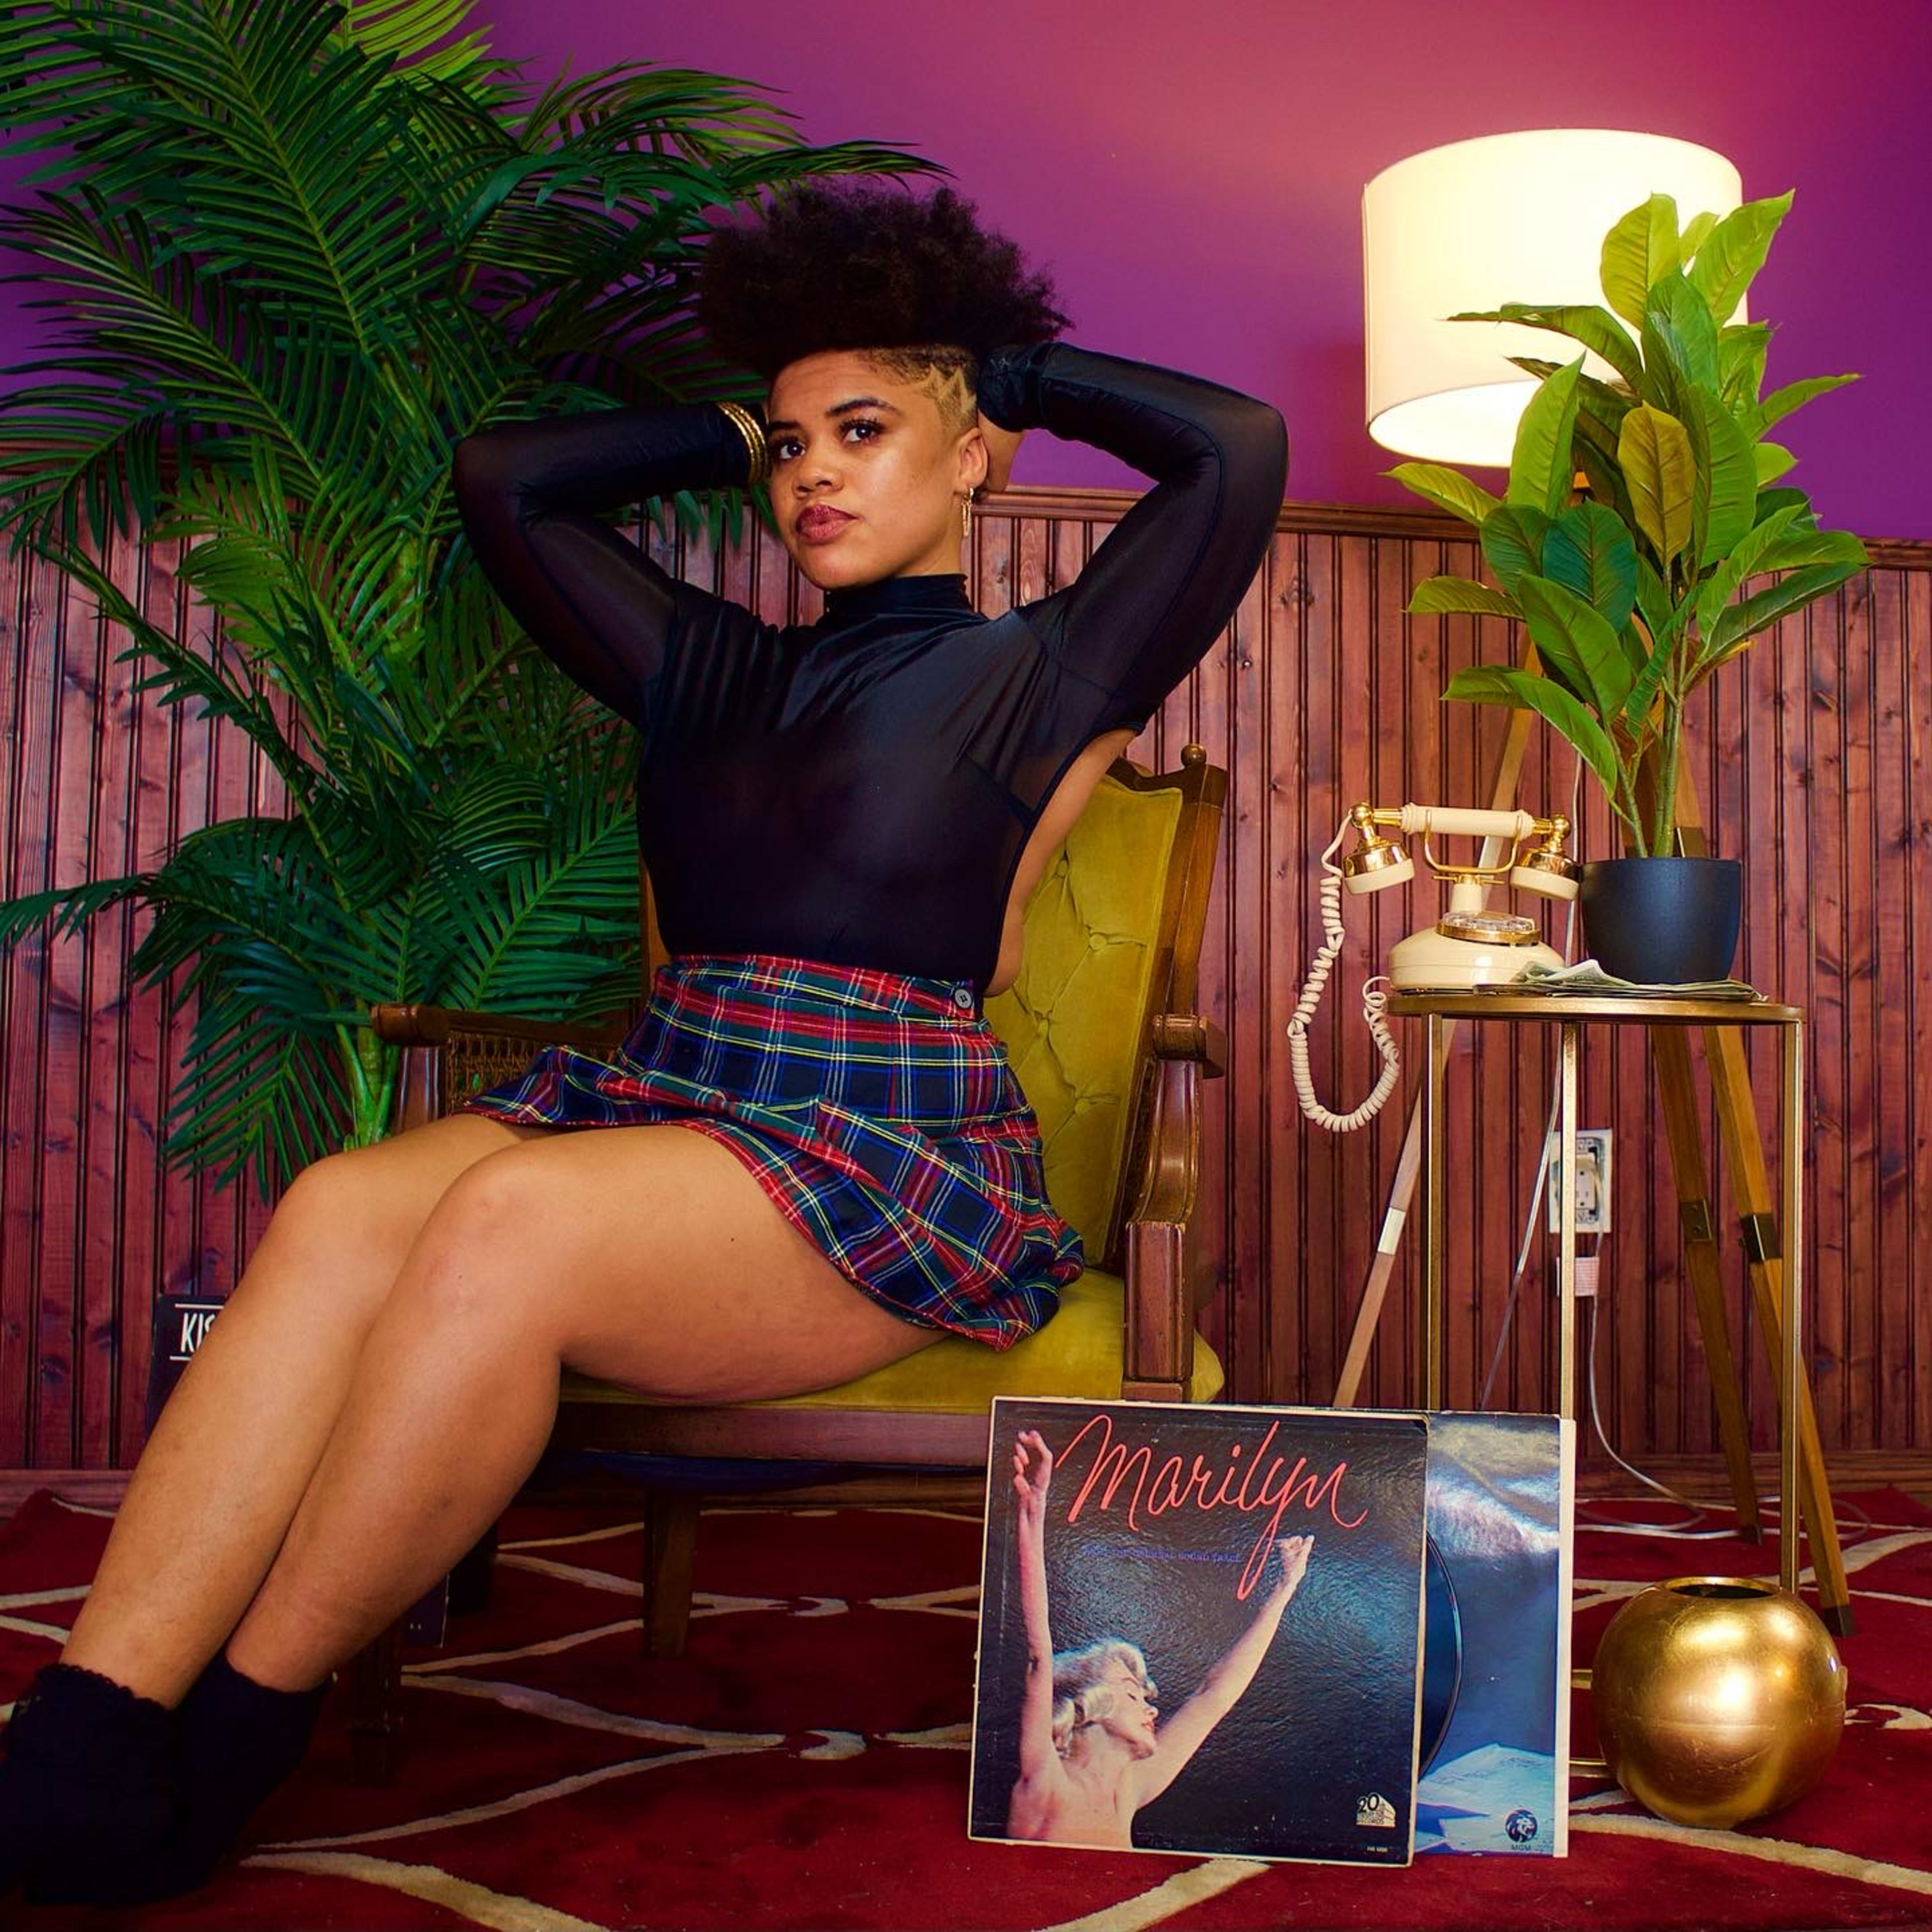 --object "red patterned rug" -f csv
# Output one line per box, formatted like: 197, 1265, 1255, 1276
2, 1484, 1929, 1930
